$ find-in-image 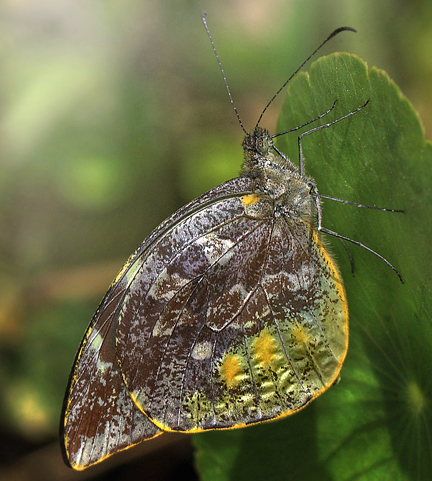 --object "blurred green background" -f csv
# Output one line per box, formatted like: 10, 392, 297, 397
0, 0, 431, 480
